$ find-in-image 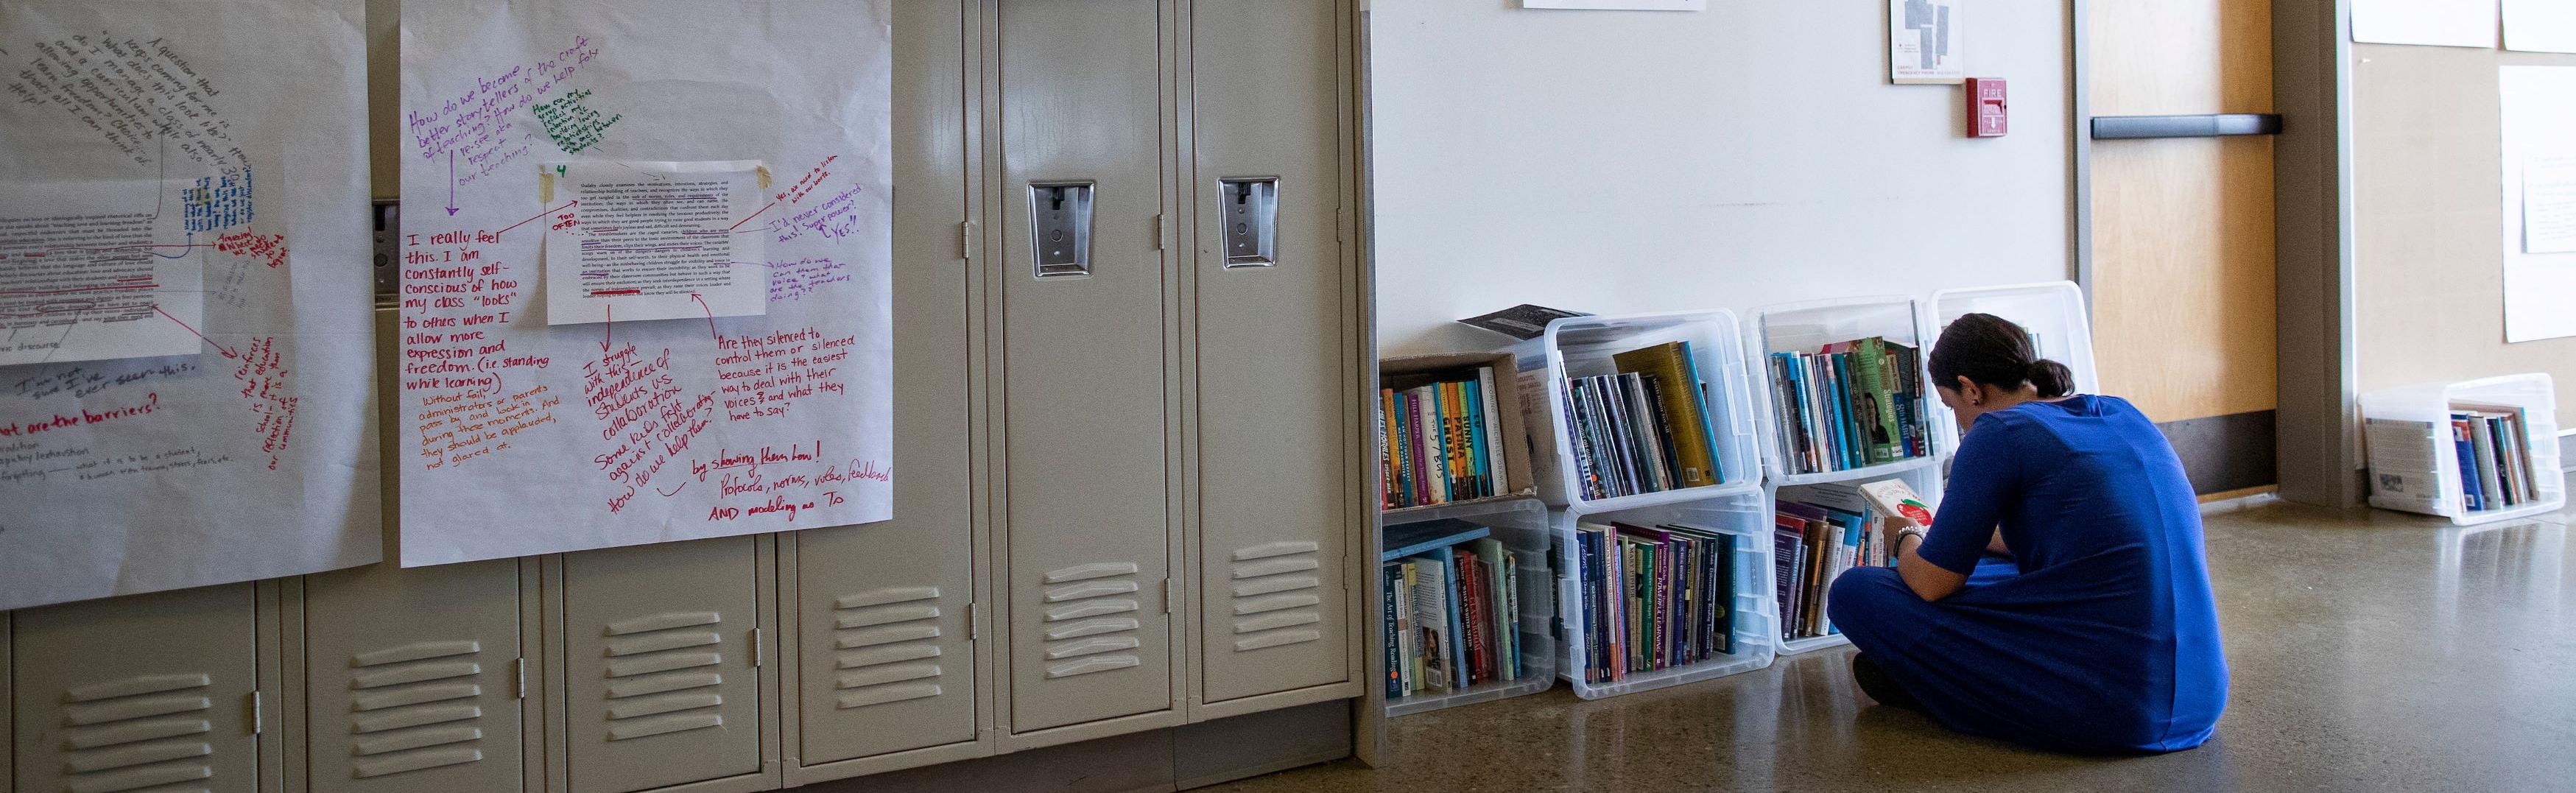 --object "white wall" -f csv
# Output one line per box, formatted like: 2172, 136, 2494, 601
1368, 1, 2074, 356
